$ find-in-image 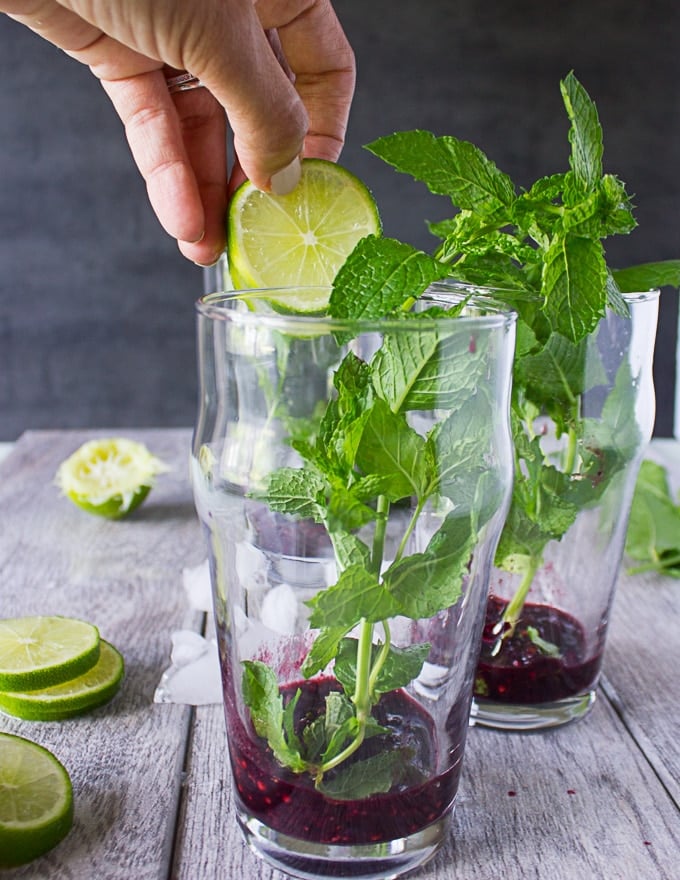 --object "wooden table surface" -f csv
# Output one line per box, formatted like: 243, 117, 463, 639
0, 429, 678, 880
